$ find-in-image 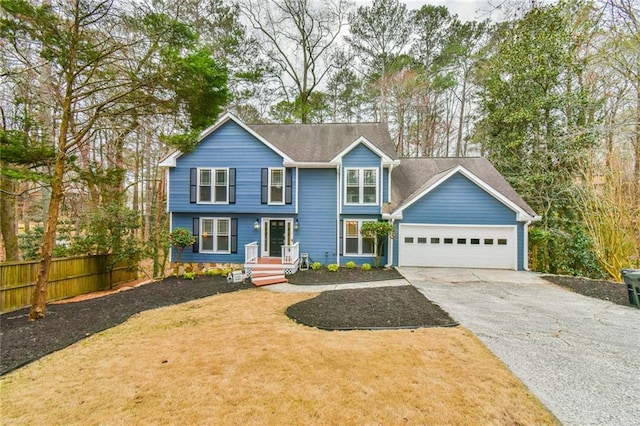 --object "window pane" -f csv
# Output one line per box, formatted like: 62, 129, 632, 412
345, 221, 358, 237
363, 186, 376, 203
271, 169, 283, 185
346, 187, 360, 203
363, 169, 376, 185
444, 238, 453, 244
199, 186, 211, 202
217, 219, 228, 235
457, 238, 466, 244
202, 219, 214, 235
497, 239, 507, 245
215, 186, 227, 202
200, 170, 211, 185
404, 237, 414, 243
430, 237, 440, 244
484, 239, 494, 245
362, 237, 374, 255
217, 236, 229, 251
202, 236, 213, 251
471, 238, 480, 245
346, 170, 359, 185
417, 237, 427, 244
345, 238, 358, 254
215, 170, 226, 185
270, 186, 283, 202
